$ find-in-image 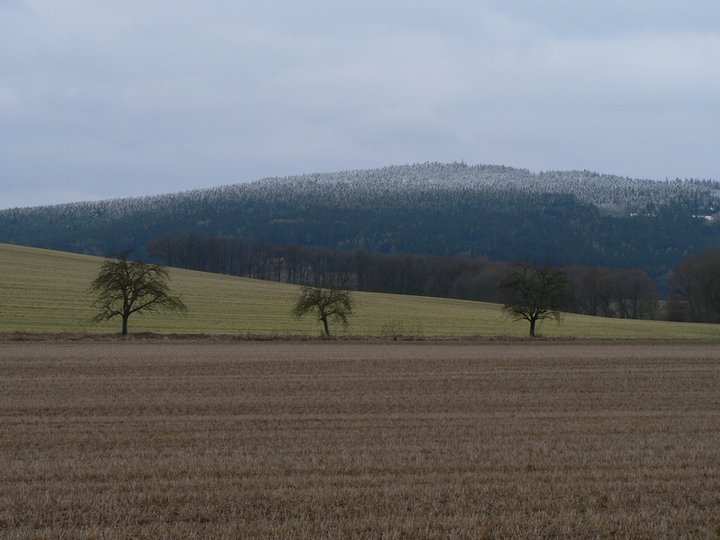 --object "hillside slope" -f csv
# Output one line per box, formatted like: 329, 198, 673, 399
0, 243, 717, 338
1, 163, 719, 274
